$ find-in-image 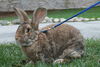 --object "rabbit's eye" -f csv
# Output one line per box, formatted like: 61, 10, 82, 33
27, 28, 30, 32
25, 28, 30, 33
